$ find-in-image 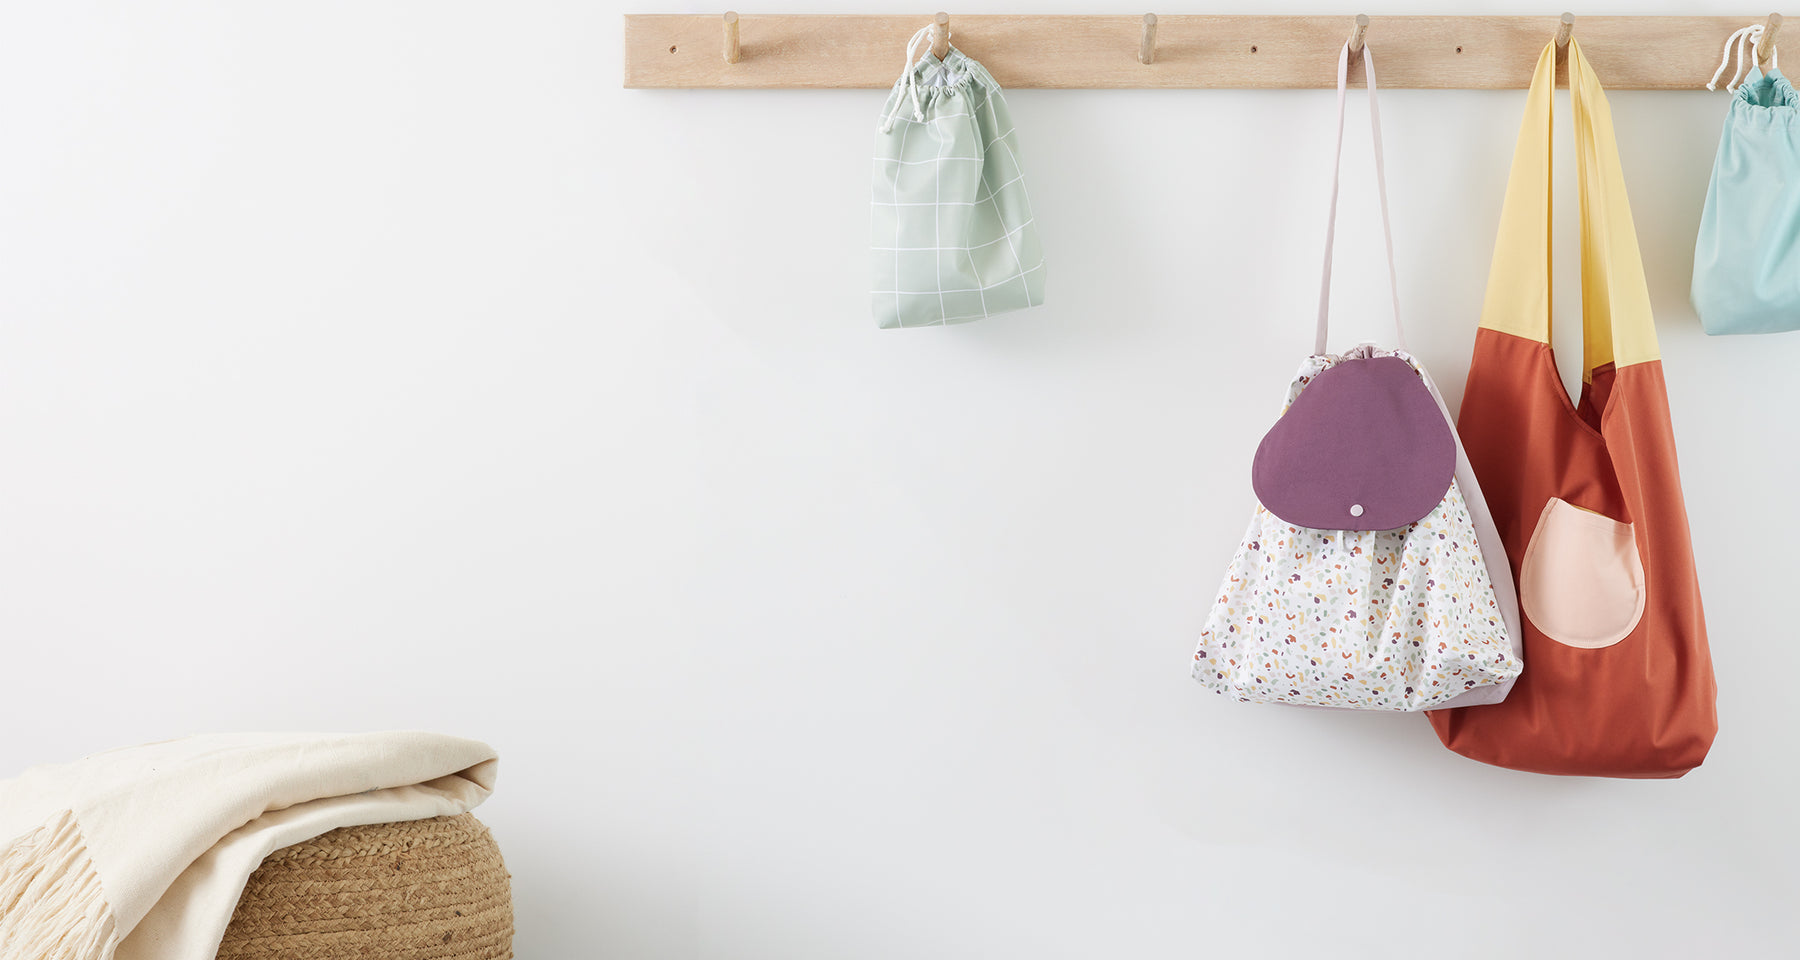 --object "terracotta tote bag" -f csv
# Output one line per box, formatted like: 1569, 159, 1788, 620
1191, 44, 1522, 713
1428, 40, 1718, 777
